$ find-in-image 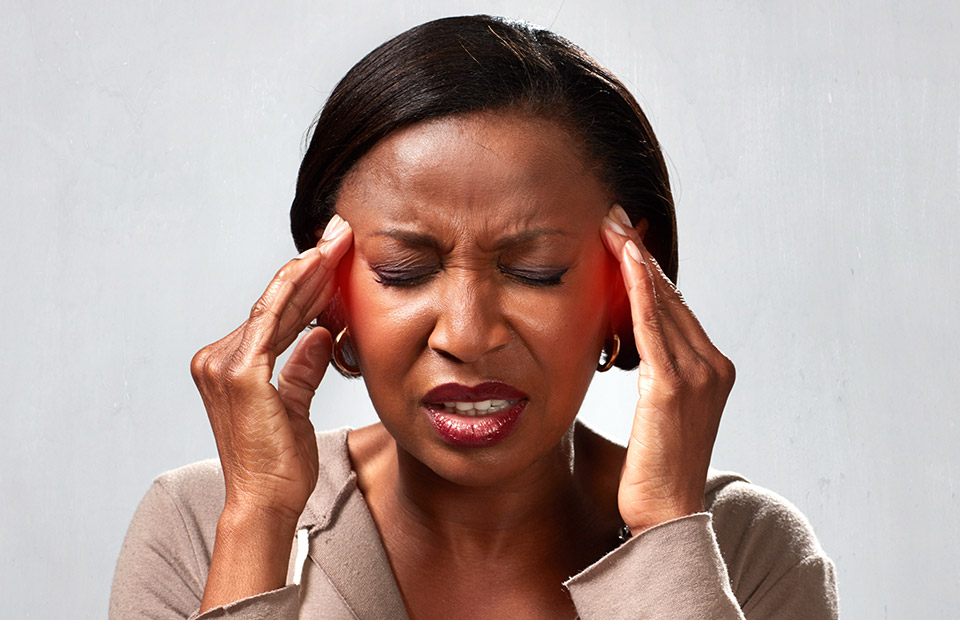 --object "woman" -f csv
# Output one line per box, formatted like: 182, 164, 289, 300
110, 15, 837, 620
